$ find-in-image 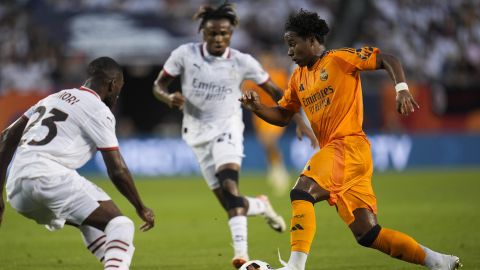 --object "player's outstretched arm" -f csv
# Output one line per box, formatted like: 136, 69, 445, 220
258, 81, 317, 147
376, 53, 420, 116
152, 70, 185, 109
240, 90, 294, 127
101, 150, 155, 231
0, 116, 28, 226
